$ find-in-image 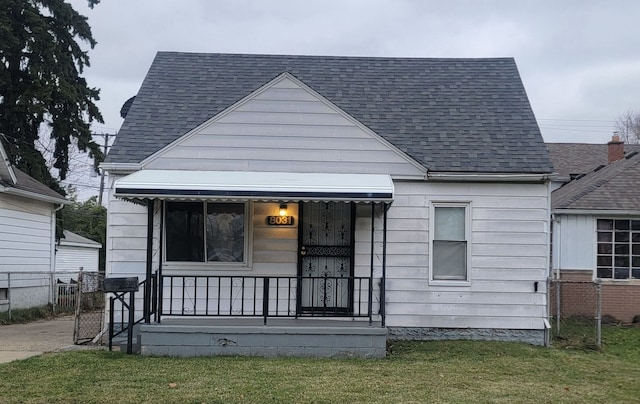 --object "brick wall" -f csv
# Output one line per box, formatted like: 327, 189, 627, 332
601, 283, 640, 323
553, 270, 640, 323
550, 271, 597, 320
